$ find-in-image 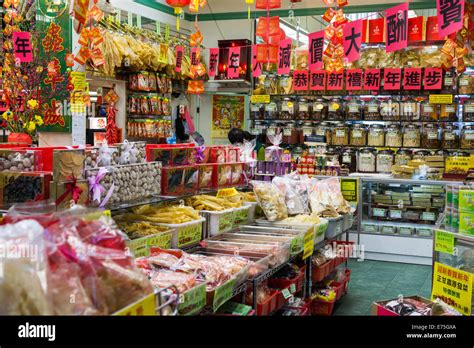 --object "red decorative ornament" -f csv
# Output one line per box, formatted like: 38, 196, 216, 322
106, 104, 118, 145
166, 0, 190, 7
